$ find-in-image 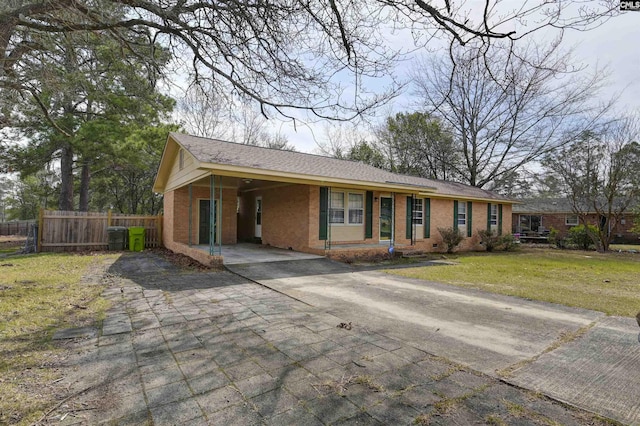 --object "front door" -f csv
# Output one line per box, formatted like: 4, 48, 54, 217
255, 196, 262, 238
380, 196, 393, 241
198, 199, 217, 244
